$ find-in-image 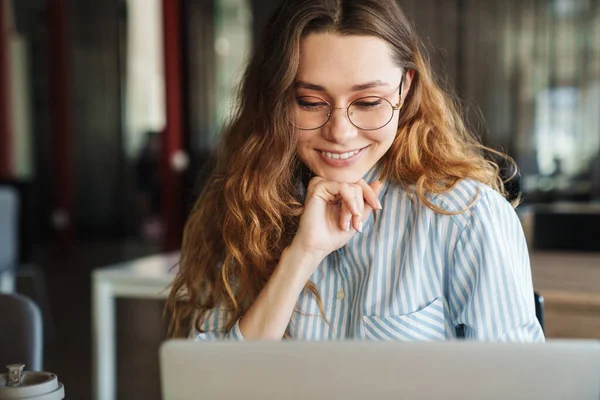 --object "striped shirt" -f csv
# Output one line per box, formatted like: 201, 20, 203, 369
192, 165, 545, 342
